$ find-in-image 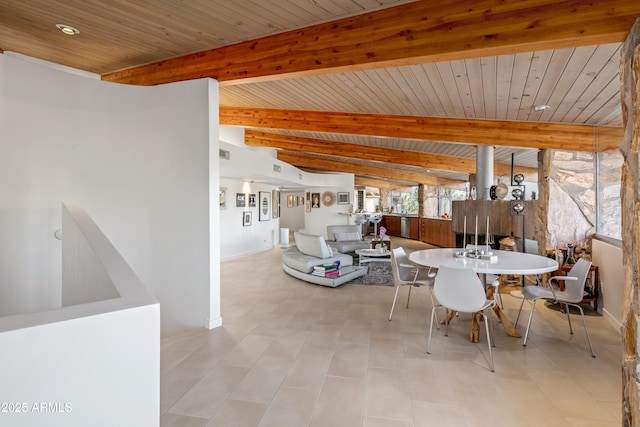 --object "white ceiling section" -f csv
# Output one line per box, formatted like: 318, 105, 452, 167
1, 0, 634, 187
